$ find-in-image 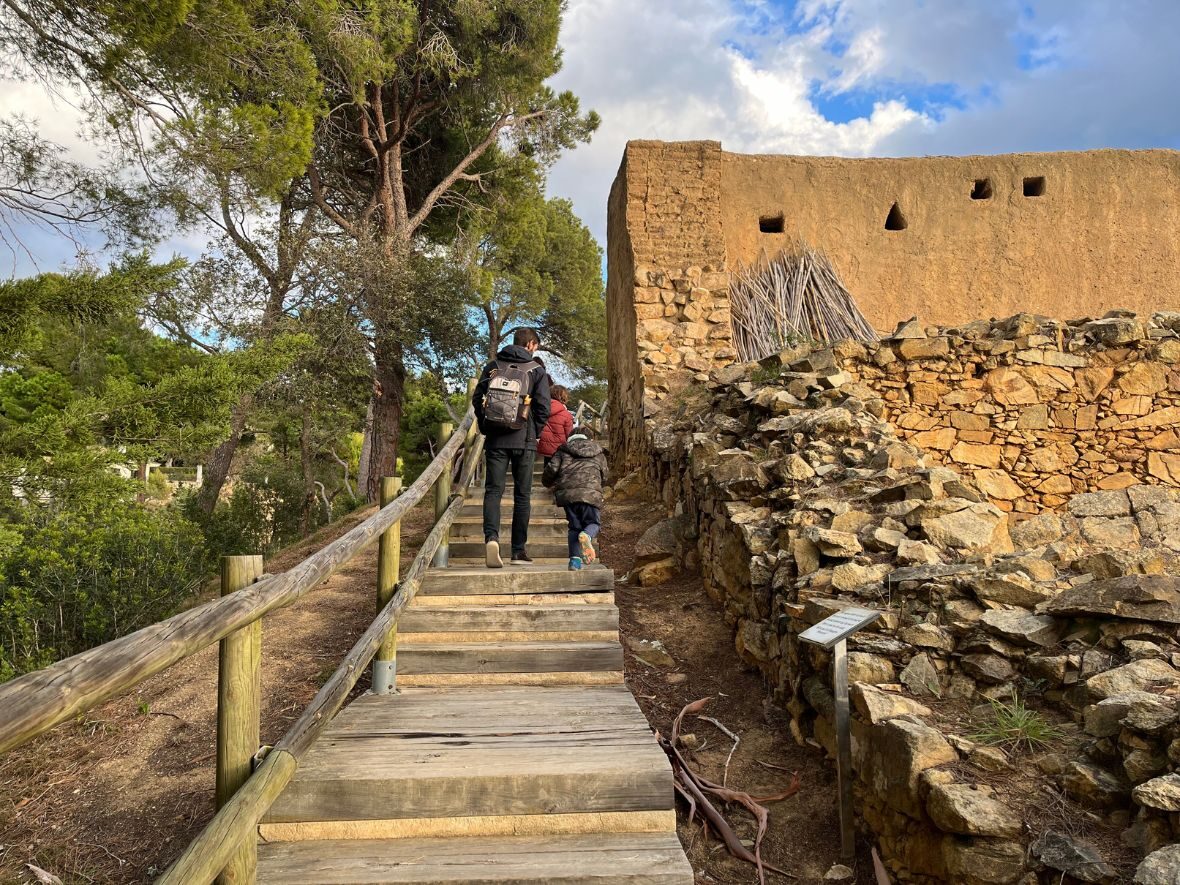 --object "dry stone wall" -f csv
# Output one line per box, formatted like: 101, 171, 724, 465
640, 347, 1180, 884
758, 311, 1180, 513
